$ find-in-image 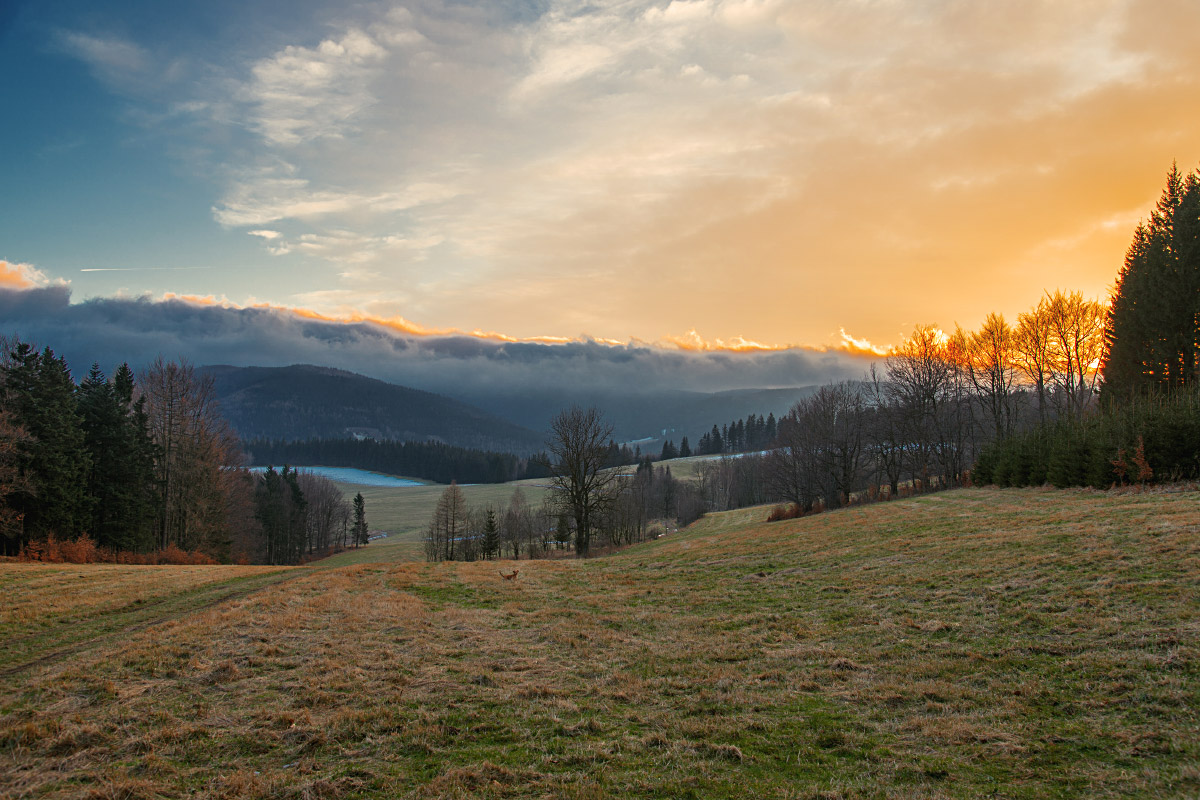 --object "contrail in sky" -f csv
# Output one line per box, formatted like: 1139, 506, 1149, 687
80, 267, 212, 272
